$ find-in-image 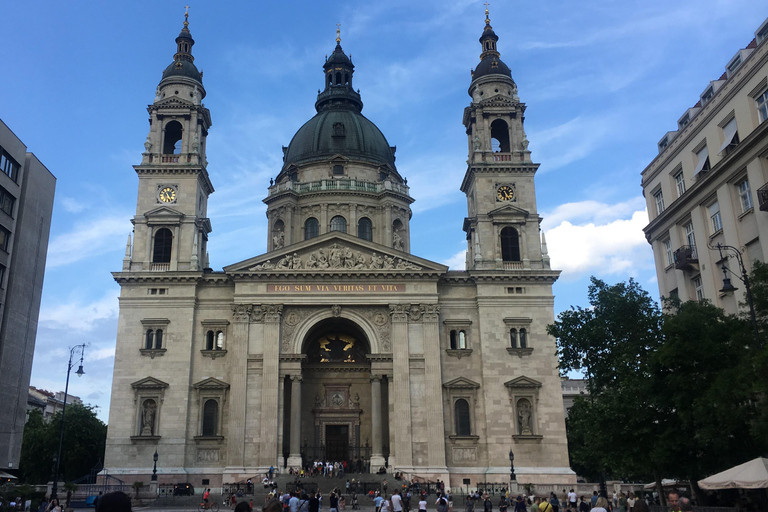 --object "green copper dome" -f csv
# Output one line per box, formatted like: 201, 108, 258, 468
281, 40, 396, 171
